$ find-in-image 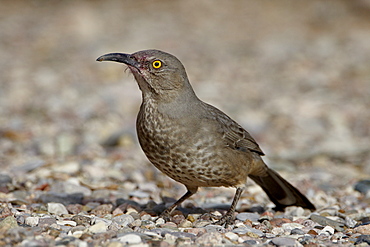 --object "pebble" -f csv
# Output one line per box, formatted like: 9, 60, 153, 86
355, 235, 370, 245
62, 182, 92, 197
40, 192, 83, 205
131, 219, 142, 227
107, 242, 124, 247
271, 227, 285, 235
129, 190, 150, 198
0, 173, 12, 187
166, 231, 196, 240
142, 220, 156, 229
186, 227, 207, 236
178, 219, 192, 228
195, 232, 223, 245
193, 220, 210, 228
88, 221, 107, 234
25, 216, 39, 227
204, 224, 224, 232
57, 220, 77, 227
354, 224, 370, 235
155, 218, 166, 225
140, 214, 151, 221
310, 214, 344, 231
94, 217, 112, 226
71, 215, 92, 225
345, 216, 357, 228
91, 204, 113, 216
282, 222, 304, 231
38, 217, 57, 227
224, 231, 239, 242
118, 233, 143, 244
15, 160, 45, 173
244, 239, 258, 245
51, 162, 80, 174
72, 230, 84, 238
112, 214, 135, 227
291, 228, 305, 235
0, 216, 18, 230
161, 222, 178, 230
66, 204, 83, 214
236, 212, 260, 222
0, 206, 12, 218
319, 225, 335, 235
270, 218, 292, 226
233, 225, 264, 237
271, 237, 299, 246
354, 180, 370, 195
284, 206, 305, 217
48, 202, 69, 215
